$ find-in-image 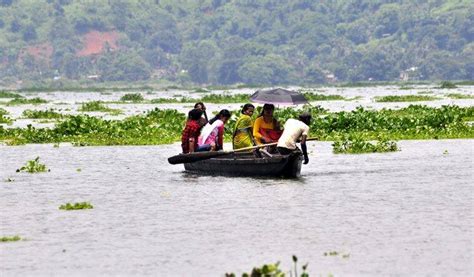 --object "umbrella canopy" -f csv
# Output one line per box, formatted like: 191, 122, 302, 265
249, 88, 308, 105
